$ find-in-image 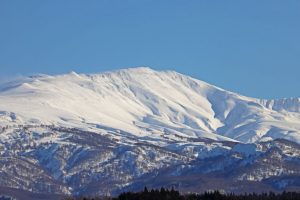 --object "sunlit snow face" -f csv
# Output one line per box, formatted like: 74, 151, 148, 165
0, 67, 300, 144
